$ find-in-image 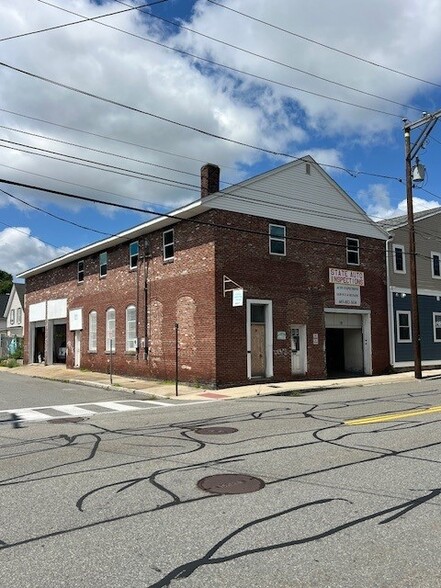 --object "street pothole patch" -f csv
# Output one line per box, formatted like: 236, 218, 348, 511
197, 474, 265, 495
193, 426, 238, 435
